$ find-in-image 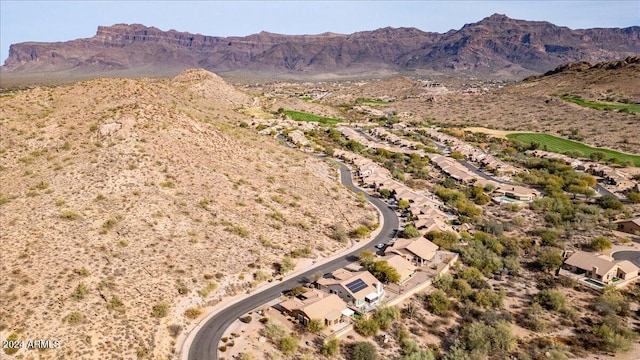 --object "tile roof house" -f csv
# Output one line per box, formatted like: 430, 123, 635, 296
385, 238, 439, 266
561, 251, 639, 287
615, 216, 640, 235
379, 254, 417, 284
278, 290, 349, 326
317, 269, 384, 311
